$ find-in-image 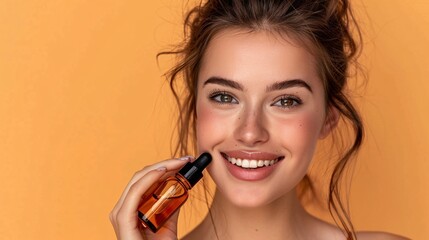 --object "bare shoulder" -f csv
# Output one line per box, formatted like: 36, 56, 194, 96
356, 231, 410, 240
